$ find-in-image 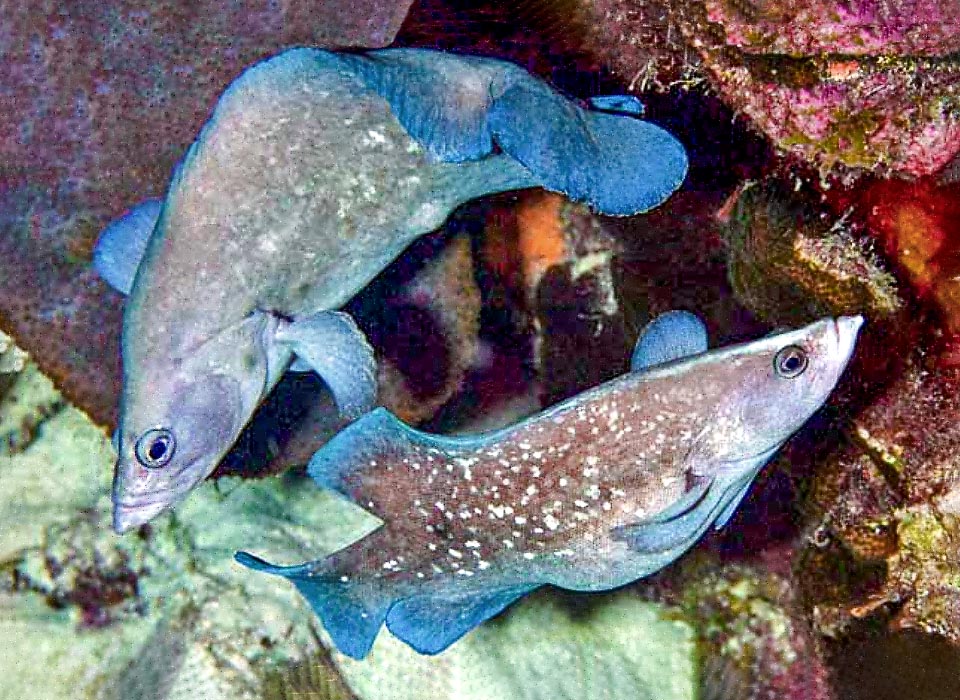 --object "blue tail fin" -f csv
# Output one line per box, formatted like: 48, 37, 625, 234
386, 583, 538, 655
488, 81, 688, 216
235, 551, 390, 659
